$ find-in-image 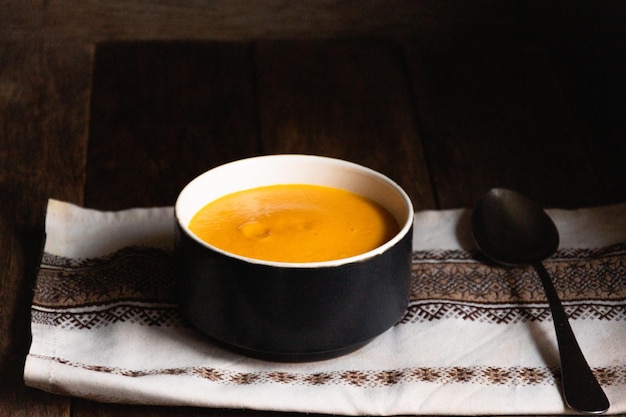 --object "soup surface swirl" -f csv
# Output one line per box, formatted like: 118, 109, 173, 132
188, 184, 399, 263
